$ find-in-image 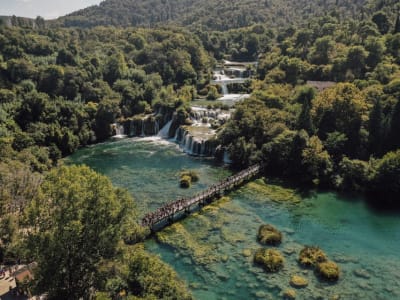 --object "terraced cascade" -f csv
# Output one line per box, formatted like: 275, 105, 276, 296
68, 138, 400, 300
